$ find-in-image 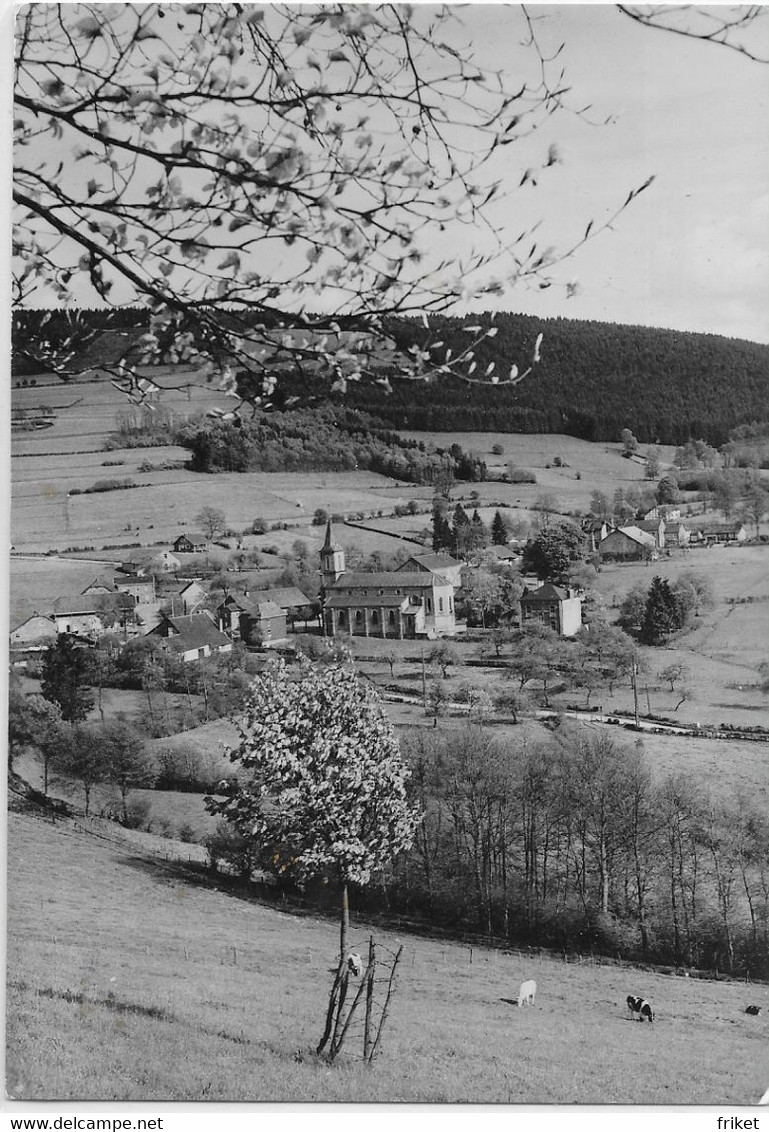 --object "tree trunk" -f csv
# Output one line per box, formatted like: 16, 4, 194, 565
340, 882, 350, 964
